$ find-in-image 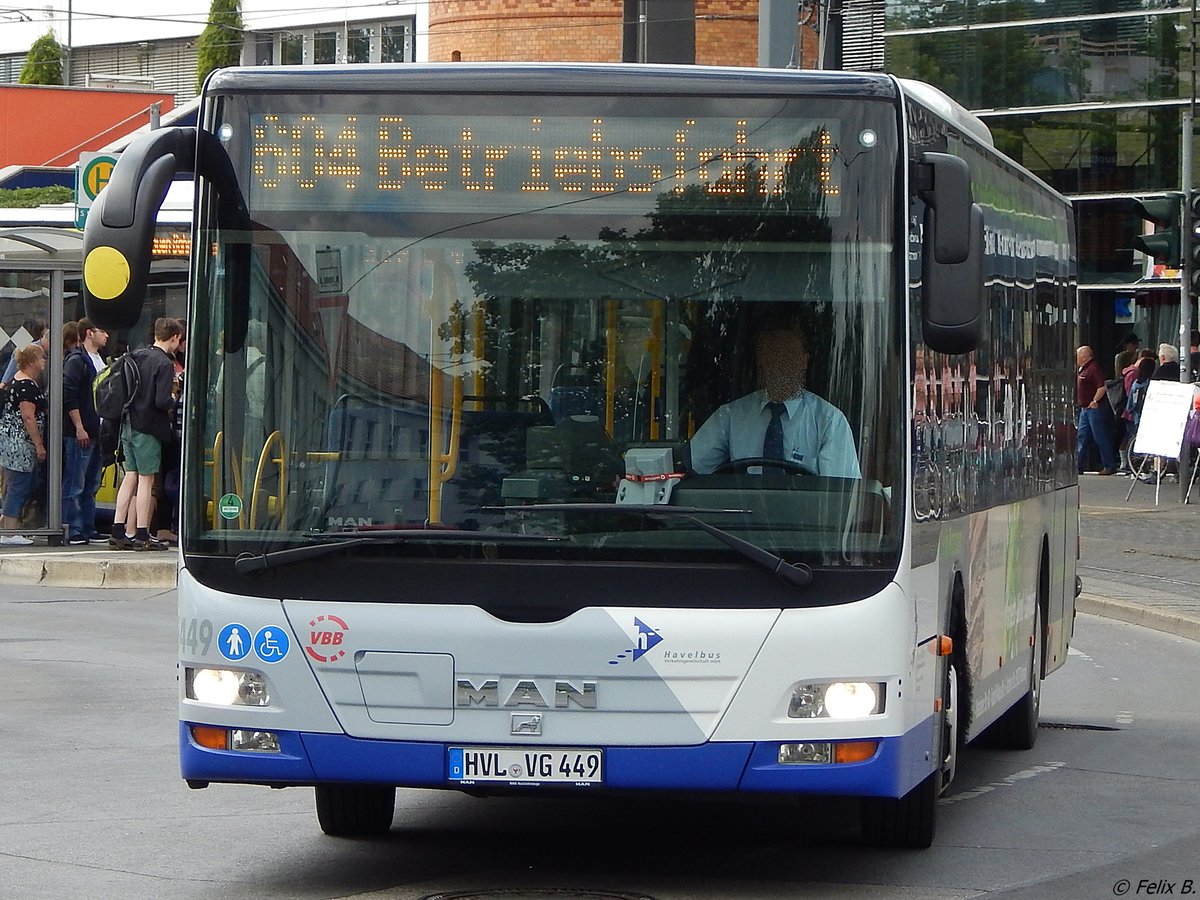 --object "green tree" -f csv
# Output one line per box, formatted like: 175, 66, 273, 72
19, 32, 64, 85
196, 0, 244, 93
